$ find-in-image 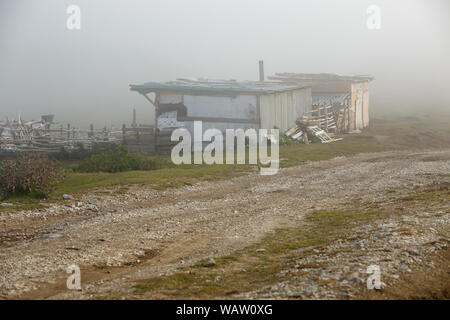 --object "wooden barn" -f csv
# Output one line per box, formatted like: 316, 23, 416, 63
130, 79, 312, 152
